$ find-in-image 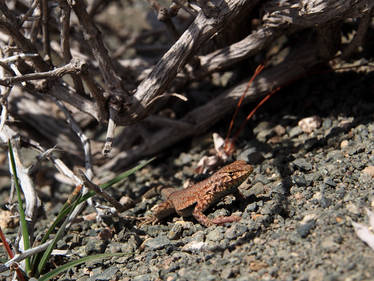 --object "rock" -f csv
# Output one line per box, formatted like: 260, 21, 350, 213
292, 158, 313, 171
182, 241, 208, 252
324, 178, 337, 187
321, 237, 339, 252
307, 269, 325, 281
288, 126, 303, 138
322, 119, 332, 129
293, 175, 307, 187
168, 223, 183, 240
346, 203, 360, 215
298, 116, 321, 133
225, 224, 248, 240
85, 239, 107, 255
273, 124, 286, 136
133, 274, 158, 281
244, 202, 258, 213
90, 266, 118, 281
144, 235, 171, 250
340, 139, 349, 149
319, 196, 331, 208
297, 217, 316, 238
249, 182, 265, 196
362, 166, 374, 177
253, 121, 272, 134
249, 260, 268, 271
206, 227, 224, 242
